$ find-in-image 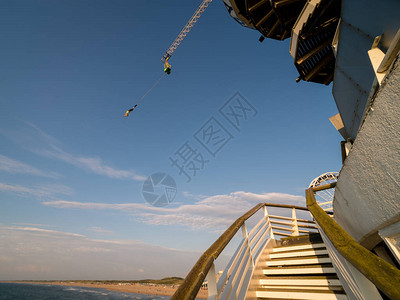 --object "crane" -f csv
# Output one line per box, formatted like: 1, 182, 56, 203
161, 0, 213, 73
124, 0, 213, 117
